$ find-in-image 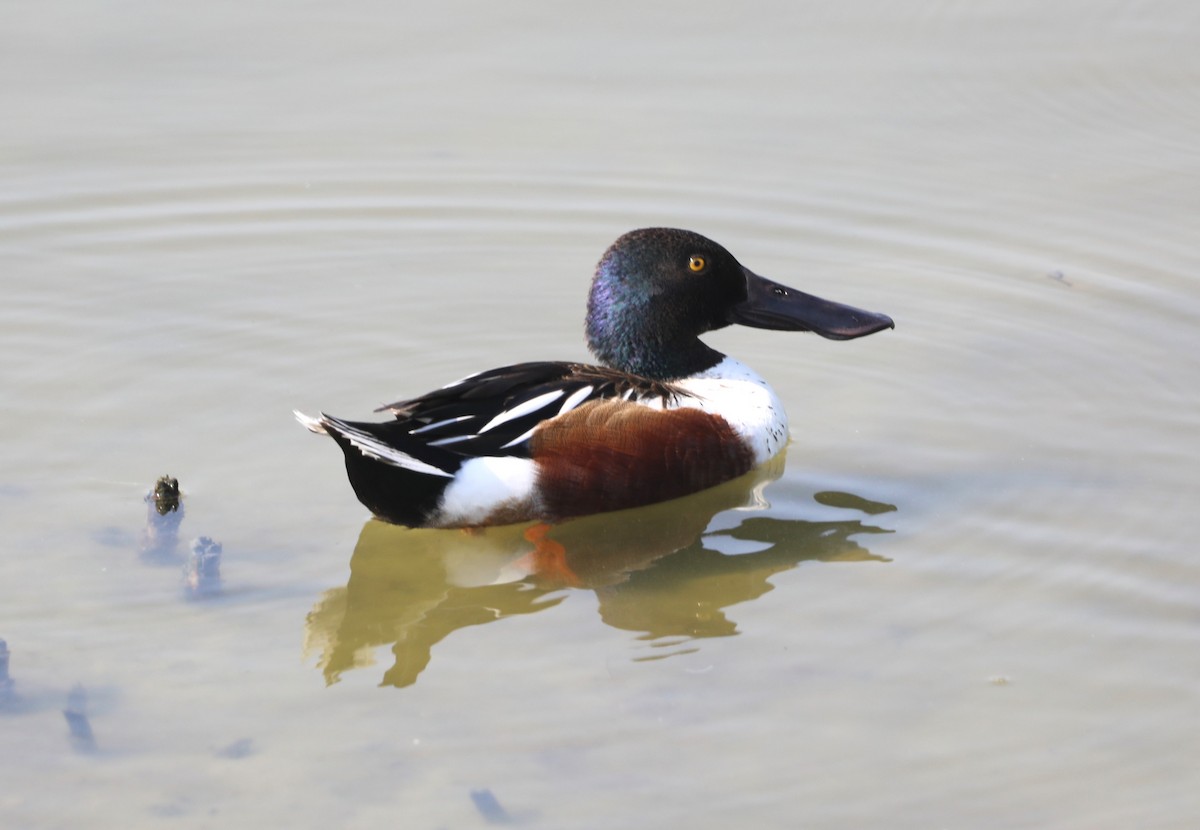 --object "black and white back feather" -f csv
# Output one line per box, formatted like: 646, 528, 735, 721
374, 361, 688, 458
